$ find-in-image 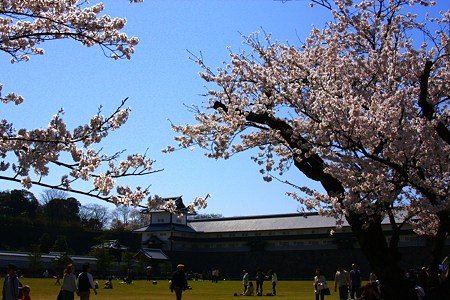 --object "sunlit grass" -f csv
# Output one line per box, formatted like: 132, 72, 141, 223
20, 278, 333, 300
